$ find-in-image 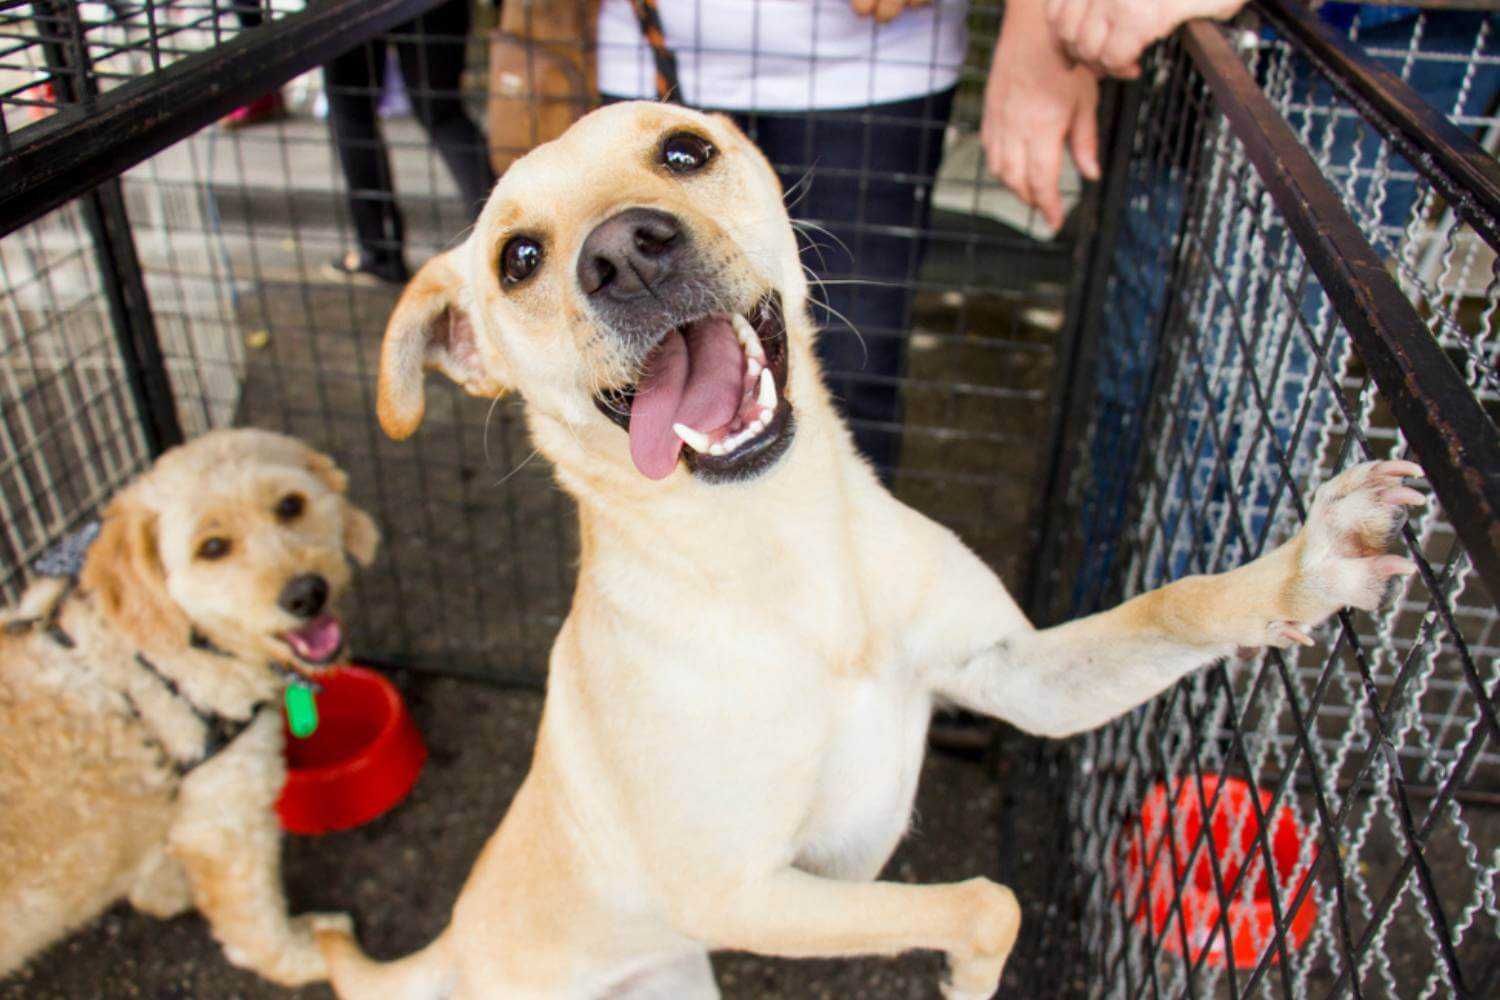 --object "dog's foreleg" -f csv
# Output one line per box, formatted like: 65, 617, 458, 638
608, 951, 718, 1000
169, 714, 351, 986
929, 460, 1425, 738
681, 869, 1019, 1000
127, 847, 192, 918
